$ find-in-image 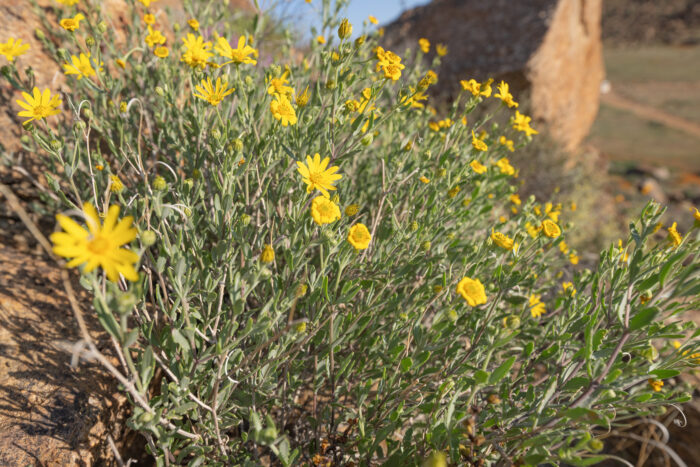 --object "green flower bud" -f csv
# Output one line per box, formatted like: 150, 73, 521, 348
20, 134, 31, 144
232, 138, 244, 152
421, 241, 431, 251
410, 221, 418, 232
422, 150, 432, 160
502, 315, 520, 329
97, 21, 109, 34
354, 35, 366, 48
183, 178, 194, 189
85, 36, 96, 47
155, 86, 165, 97
437, 168, 447, 178
360, 133, 373, 146
173, 23, 181, 32
117, 292, 138, 312
35, 28, 45, 41
82, 108, 93, 120
447, 309, 458, 322
244, 75, 253, 88
211, 128, 221, 140
119, 101, 128, 113
50, 139, 63, 151
140, 230, 157, 247
642, 343, 659, 363
588, 439, 604, 453
152, 175, 167, 191
325, 79, 337, 90
184, 207, 192, 217
74, 120, 86, 132
240, 213, 251, 226
295, 321, 307, 333
259, 266, 272, 279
